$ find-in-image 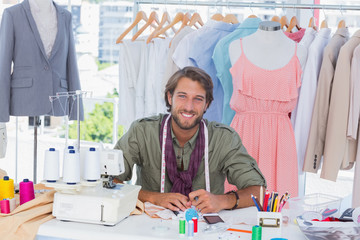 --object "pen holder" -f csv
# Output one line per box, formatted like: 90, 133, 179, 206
257, 211, 282, 240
